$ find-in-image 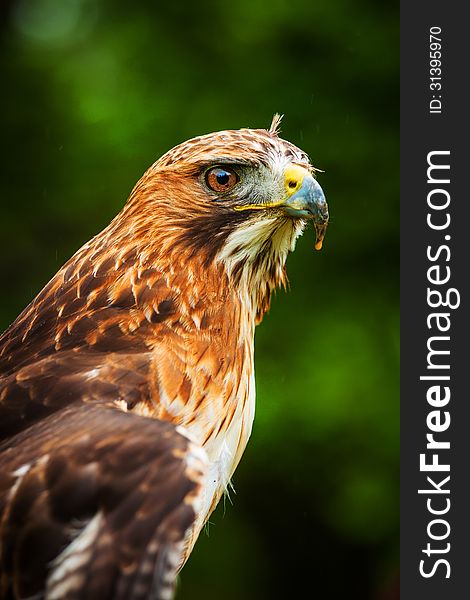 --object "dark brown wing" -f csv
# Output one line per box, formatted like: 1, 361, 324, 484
0, 348, 154, 440
0, 404, 208, 600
